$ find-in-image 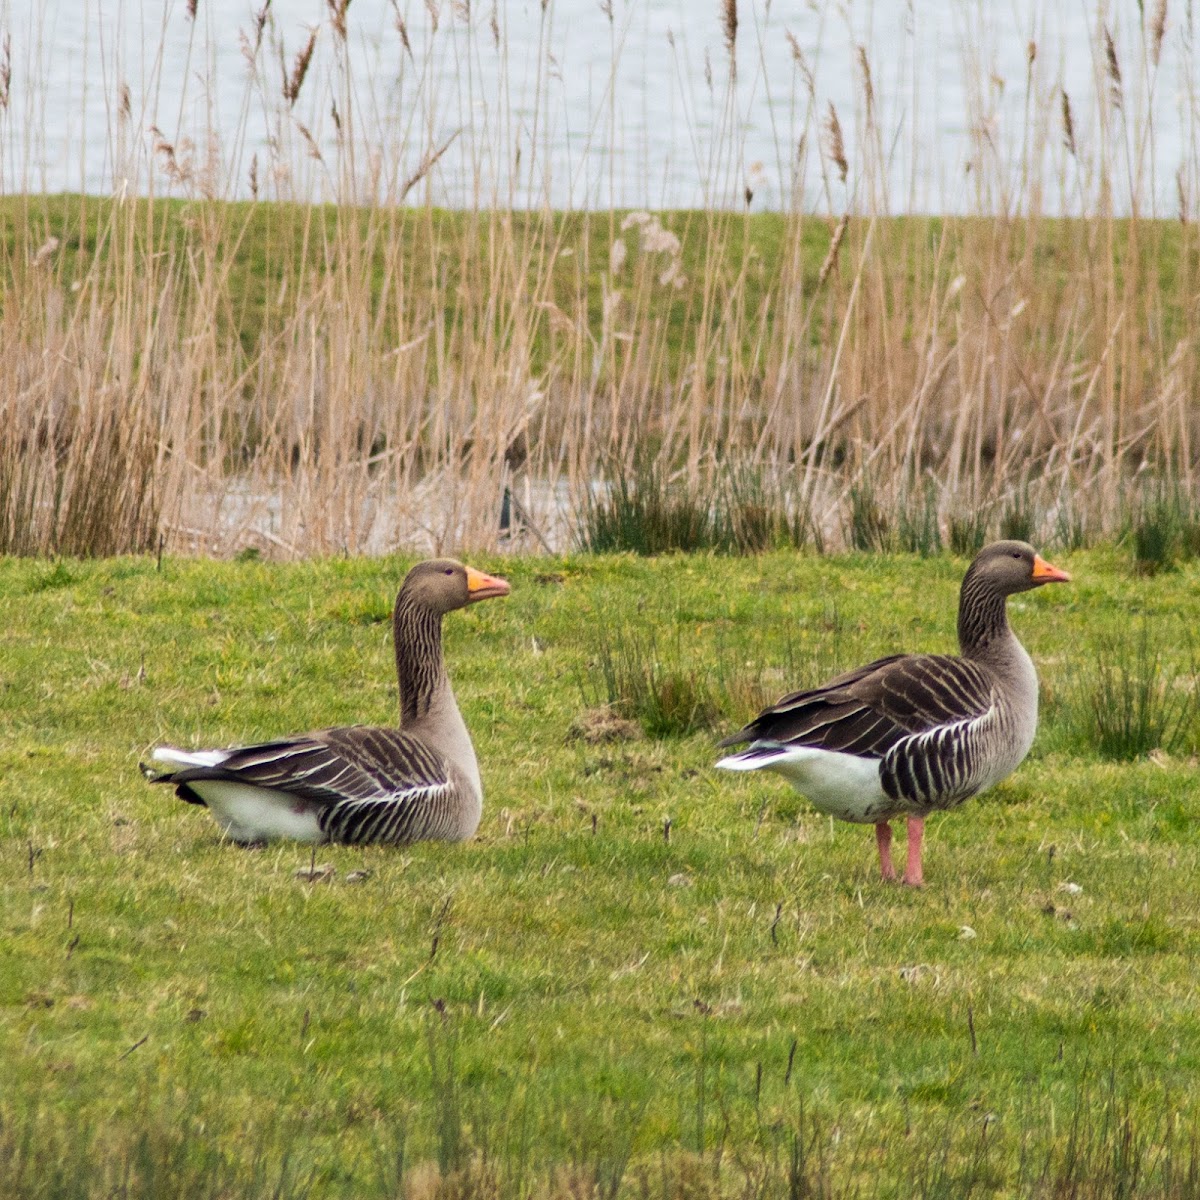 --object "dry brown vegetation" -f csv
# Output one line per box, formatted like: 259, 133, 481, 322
0, 1, 1197, 556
